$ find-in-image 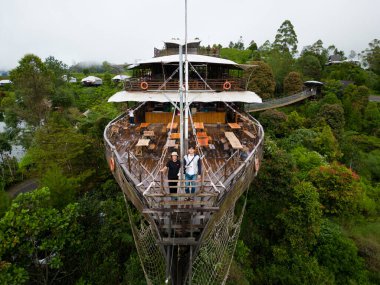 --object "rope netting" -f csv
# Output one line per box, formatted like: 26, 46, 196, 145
124, 195, 166, 285
187, 196, 247, 285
